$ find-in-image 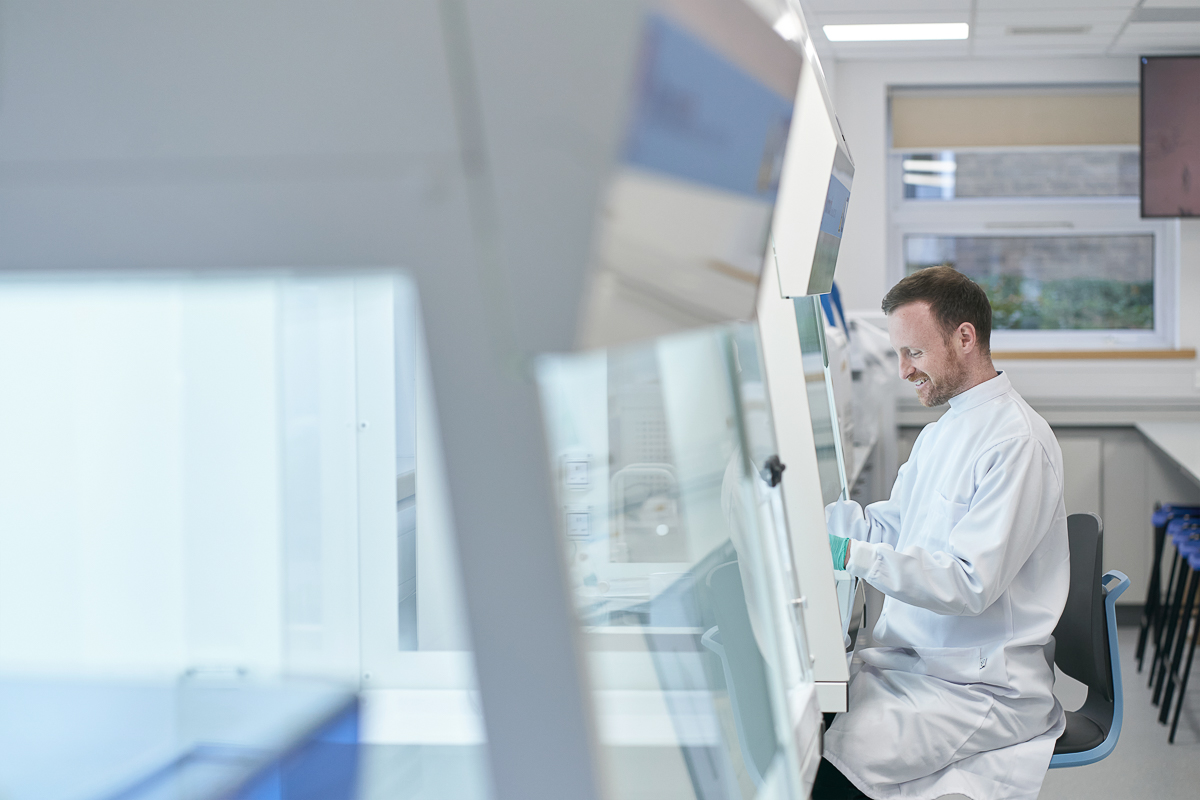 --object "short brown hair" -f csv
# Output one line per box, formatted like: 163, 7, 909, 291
882, 266, 992, 353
